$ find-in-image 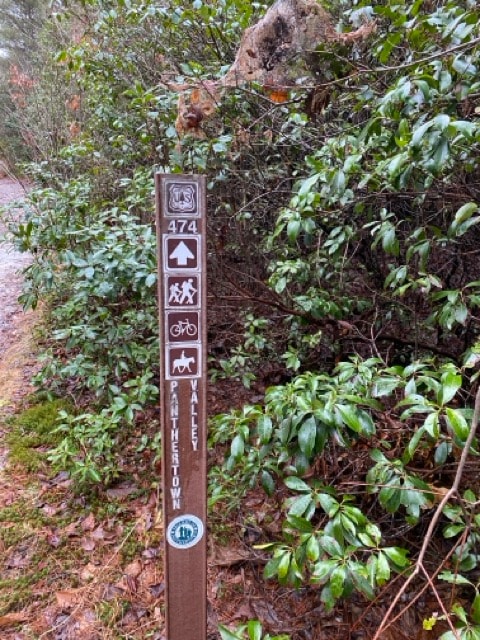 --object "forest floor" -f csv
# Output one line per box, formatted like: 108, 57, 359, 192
0, 178, 453, 640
